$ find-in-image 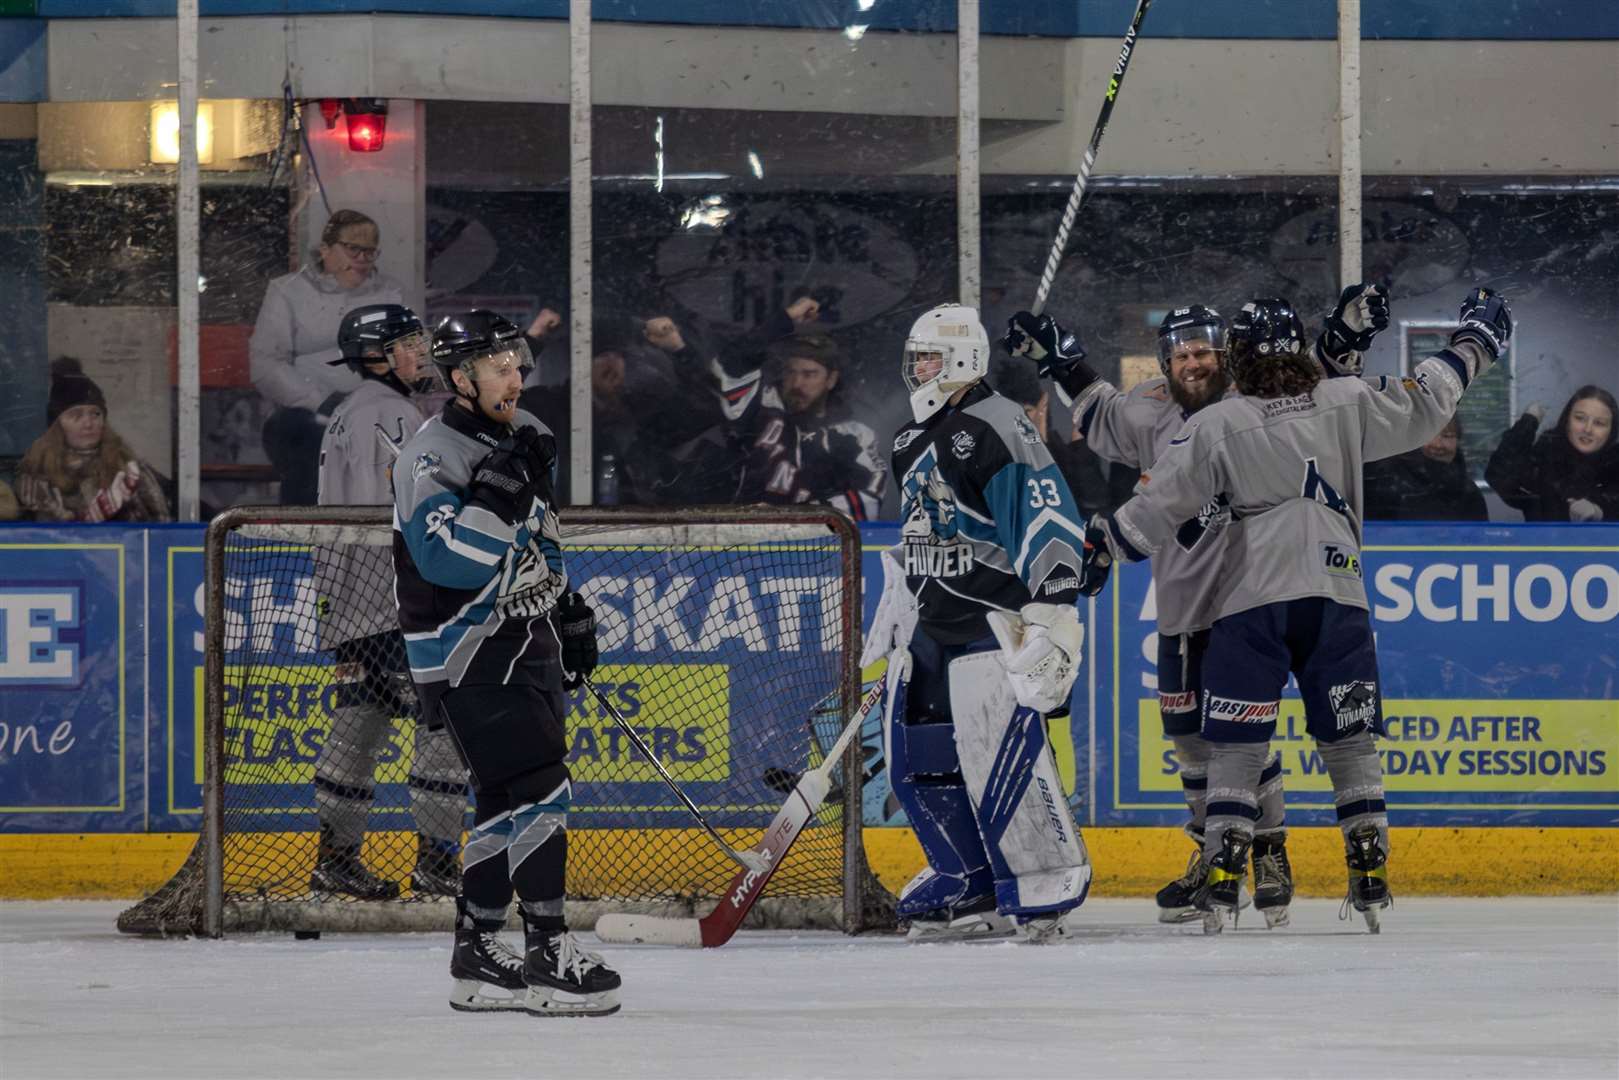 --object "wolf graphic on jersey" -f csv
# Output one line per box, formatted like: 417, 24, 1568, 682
888, 383, 1087, 645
